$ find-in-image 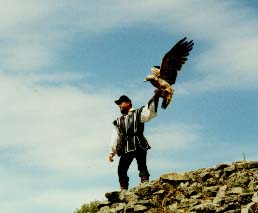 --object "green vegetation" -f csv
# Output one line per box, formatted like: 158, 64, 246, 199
74, 201, 100, 213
